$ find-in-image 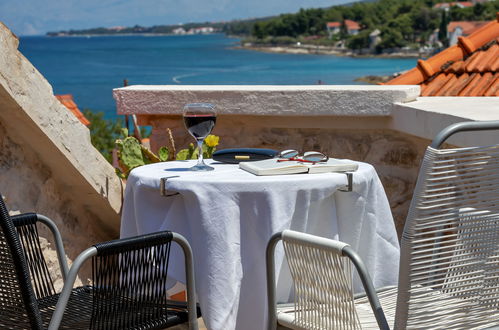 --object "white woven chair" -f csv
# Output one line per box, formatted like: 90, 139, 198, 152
267, 121, 499, 330
267, 230, 391, 330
